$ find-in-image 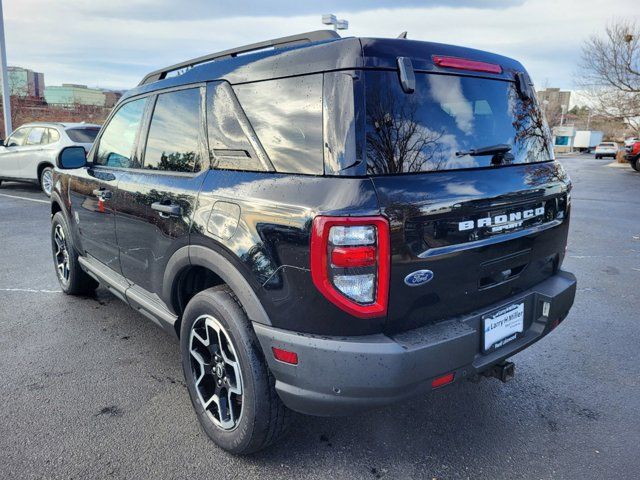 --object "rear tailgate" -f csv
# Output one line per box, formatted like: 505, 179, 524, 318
360, 67, 571, 333
371, 161, 571, 333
